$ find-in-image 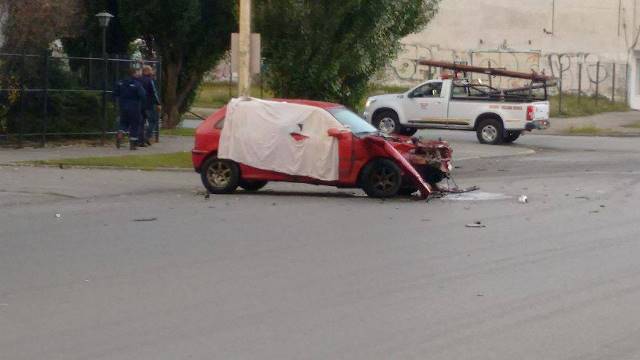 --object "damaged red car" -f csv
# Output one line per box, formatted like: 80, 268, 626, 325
192, 99, 453, 199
